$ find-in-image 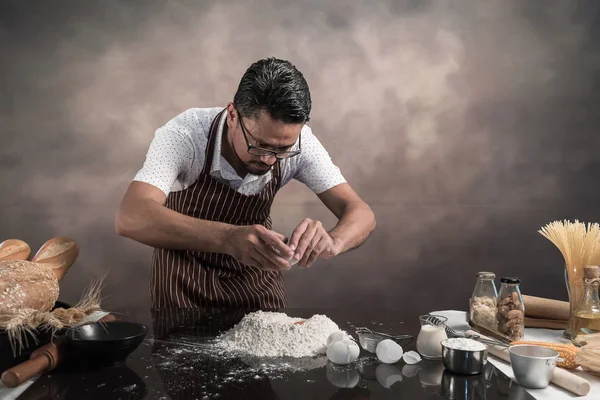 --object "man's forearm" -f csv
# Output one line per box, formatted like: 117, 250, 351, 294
328, 202, 376, 254
116, 199, 234, 254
